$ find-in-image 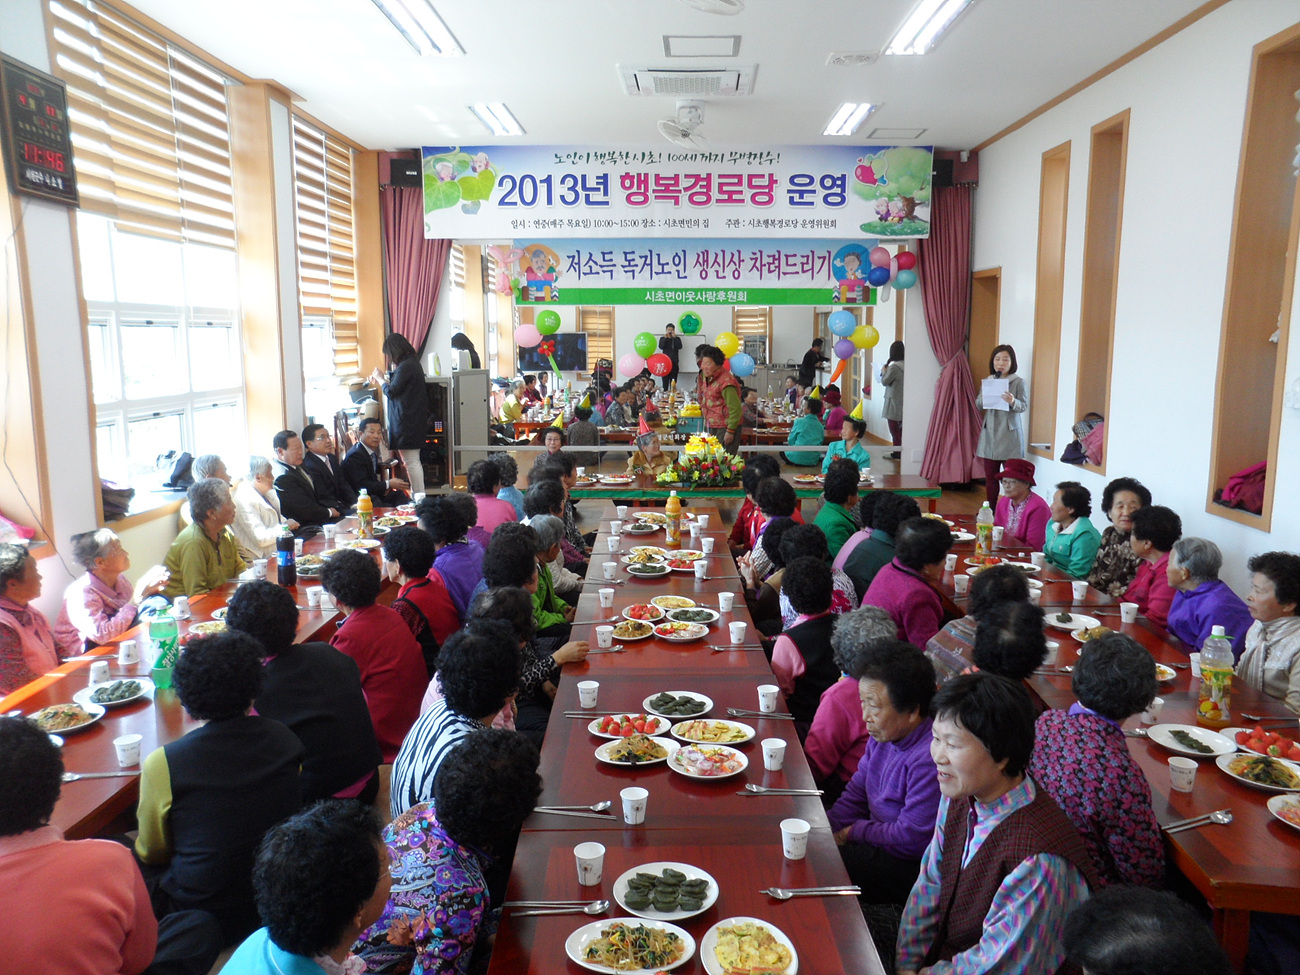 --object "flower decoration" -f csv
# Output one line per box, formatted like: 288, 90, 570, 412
537, 339, 556, 358
655, 439, 744, 487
